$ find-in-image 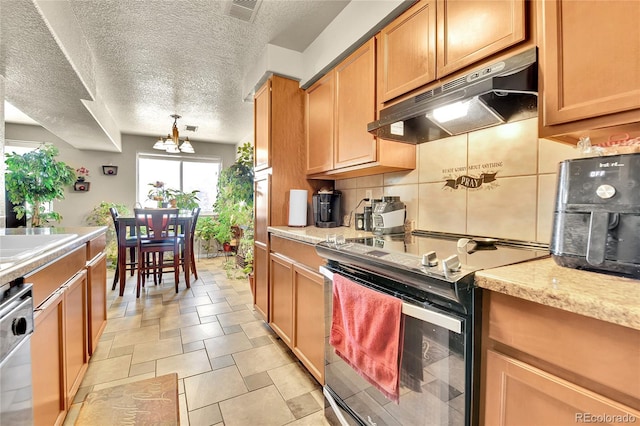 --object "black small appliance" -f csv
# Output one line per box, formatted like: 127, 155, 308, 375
551, 152, 640, 277
312, 190, 342, 228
